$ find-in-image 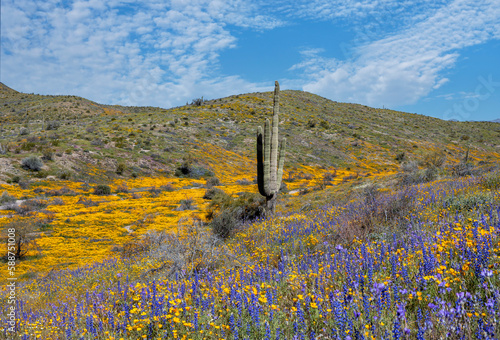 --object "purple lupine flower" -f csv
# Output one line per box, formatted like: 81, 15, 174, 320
480, 268, 493, 278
